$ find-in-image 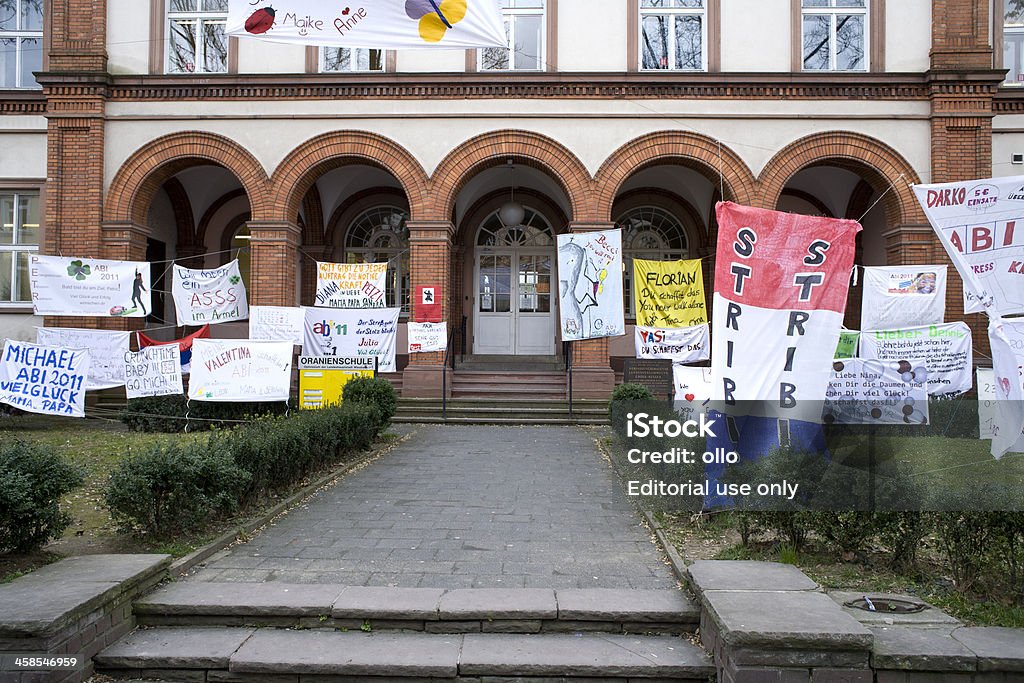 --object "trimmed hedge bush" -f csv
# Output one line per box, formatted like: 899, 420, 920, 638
0, 440, 84, 553
342, 377, 397, 430
119, 396, 289, 433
